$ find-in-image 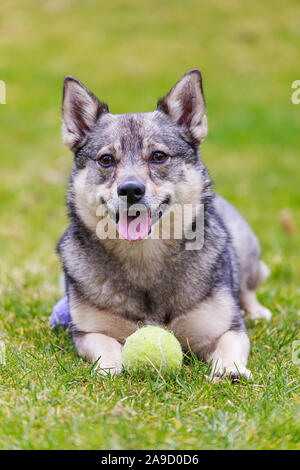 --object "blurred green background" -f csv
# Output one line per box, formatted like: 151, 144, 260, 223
0, 0, 299, 450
